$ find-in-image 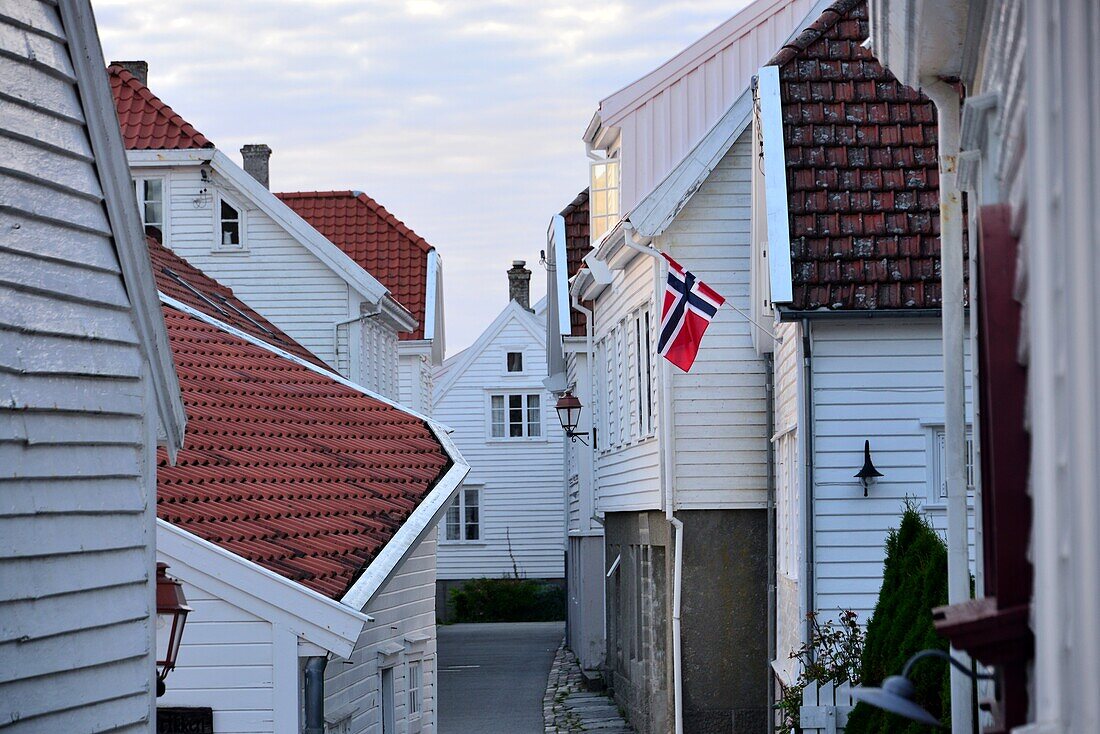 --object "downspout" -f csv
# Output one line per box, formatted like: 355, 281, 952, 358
922, 79, 974, 734
571, 294, 596, 530
764, 354, 777, 725
333, 313, 365, 376
801, 320, 815, 650
303, 656, 327, 734
622, 232, 685, 734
